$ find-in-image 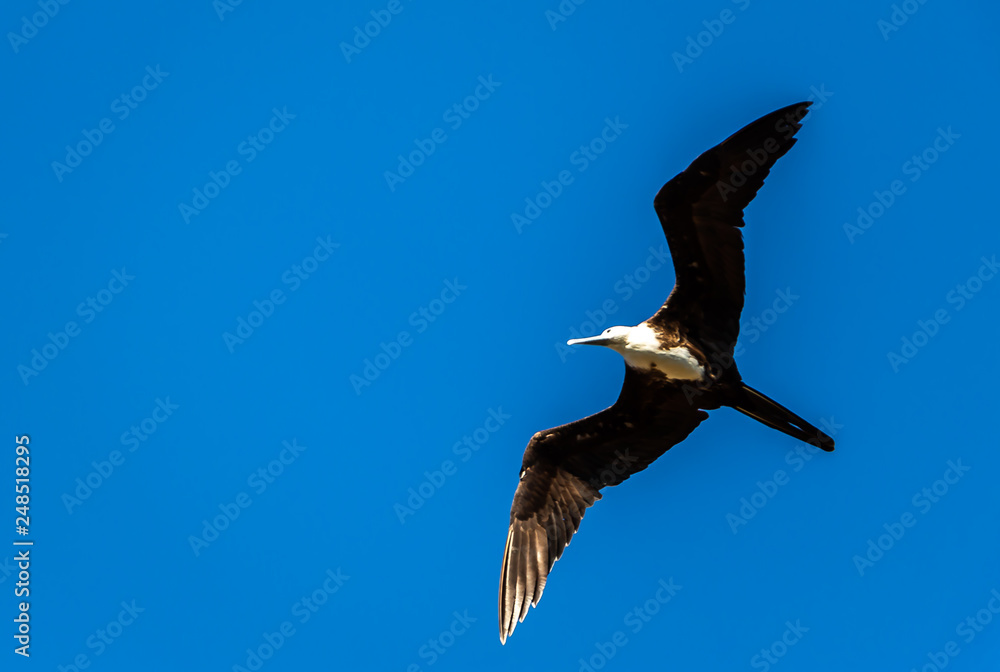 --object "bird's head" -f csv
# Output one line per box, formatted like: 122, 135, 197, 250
566, 325, 632, 352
